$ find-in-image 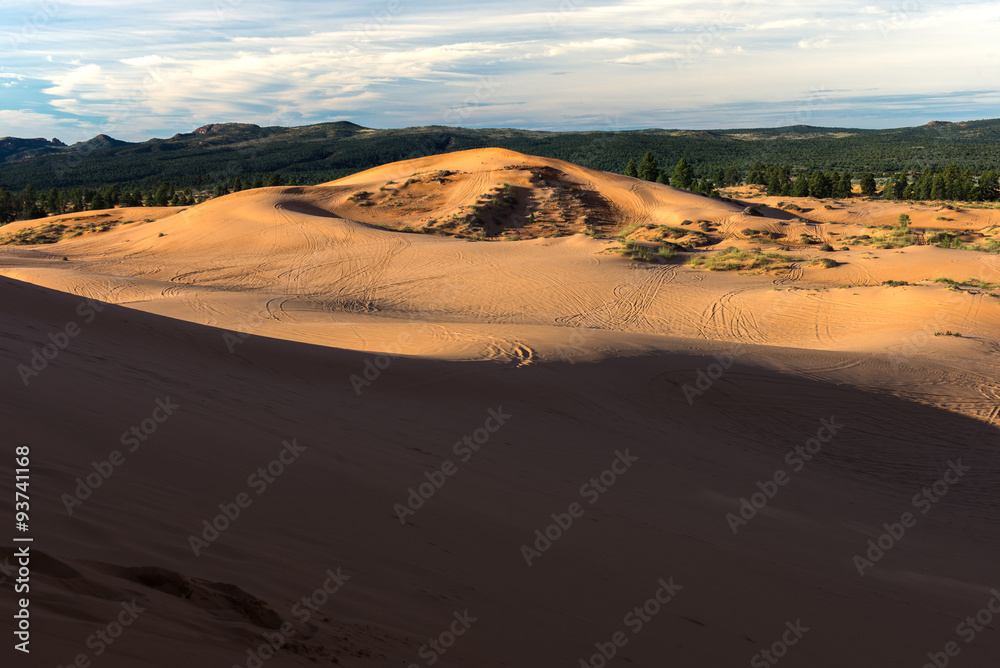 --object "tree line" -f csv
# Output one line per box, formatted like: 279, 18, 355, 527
5, 120, 1000, 194
620, 152, 1000, 202
3, 154, 998, 227
0, 173, 297, 225
623, 153, 716, 196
